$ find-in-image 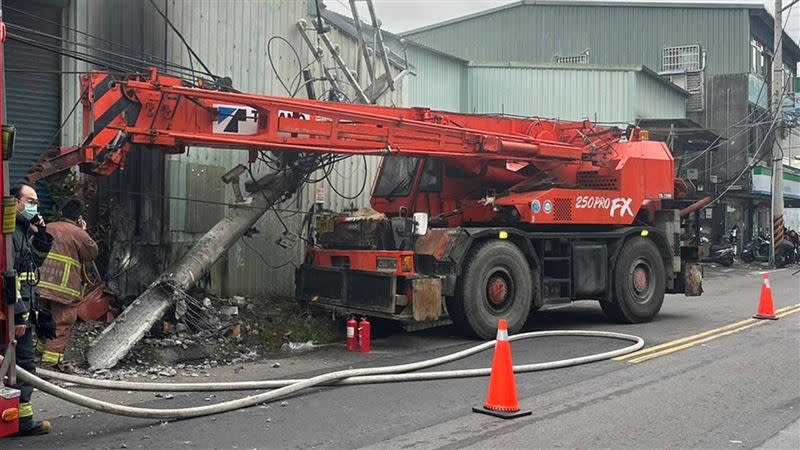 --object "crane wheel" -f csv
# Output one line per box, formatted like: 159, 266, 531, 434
447, 240, 532, 339
601, 237, 665, 323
